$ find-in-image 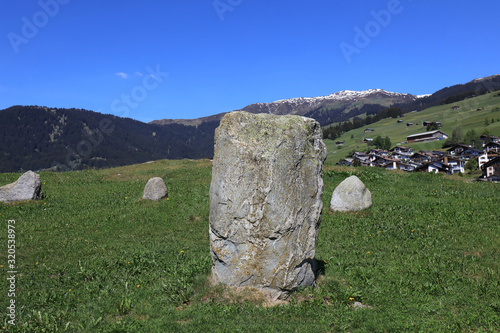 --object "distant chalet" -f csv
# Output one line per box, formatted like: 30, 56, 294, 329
407, 130, 448, 143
